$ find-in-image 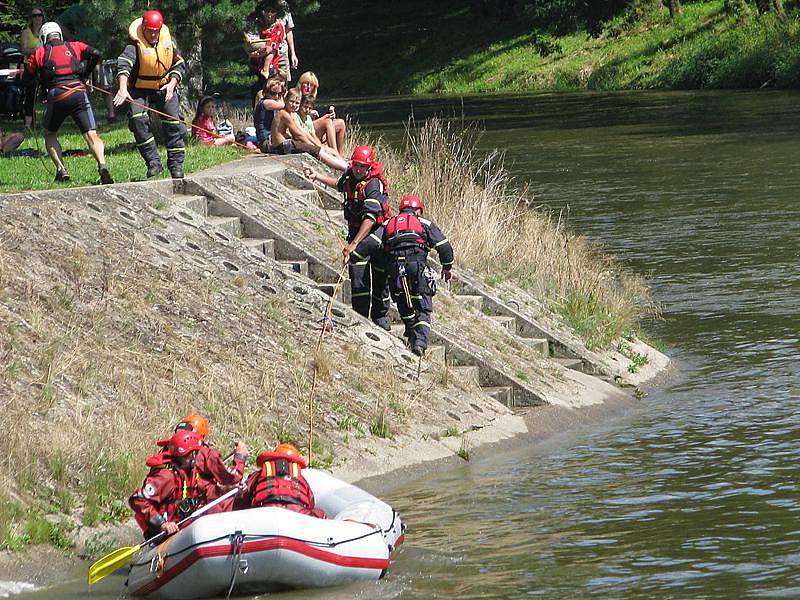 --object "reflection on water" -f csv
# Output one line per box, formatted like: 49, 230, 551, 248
14, 90, 800, 598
